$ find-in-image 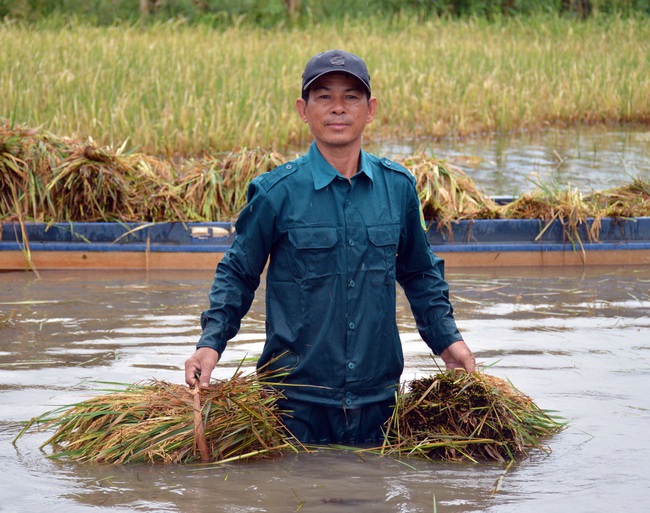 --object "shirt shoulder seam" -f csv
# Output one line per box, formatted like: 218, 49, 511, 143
375, 156, 415, 184
255, 157, 306, 192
